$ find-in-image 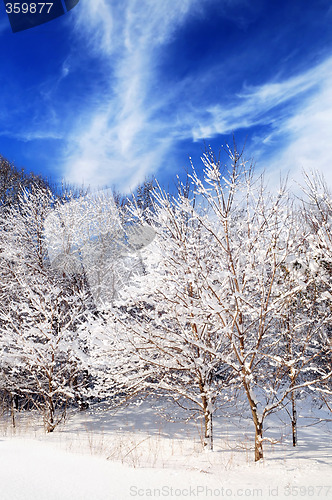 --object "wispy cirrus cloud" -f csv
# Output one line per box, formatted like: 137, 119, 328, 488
257, 62, 332, 189
191, 57, 332, 139
62, 0, 210, 190
175, 58, 332, 191
61, 0, 332, 191
0, 0, 330, 191
190, 56, 332, 187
